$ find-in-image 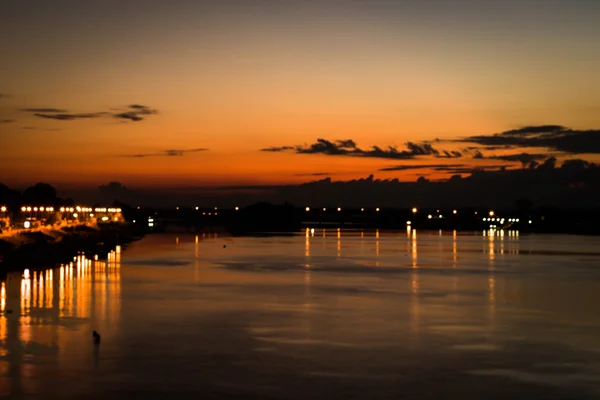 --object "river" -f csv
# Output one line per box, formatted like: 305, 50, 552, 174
1, 229, 600, 399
